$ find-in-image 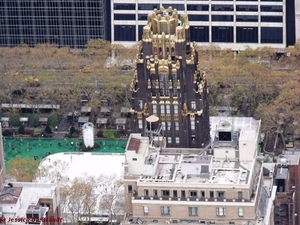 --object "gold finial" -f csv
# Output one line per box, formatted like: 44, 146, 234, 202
169, 80, 172, 89
182, 103, 188, 116
177, 79, 180, 89
148, 79, 151, 88
193, 72, 197, 83
155, 79, 159, 89
144, 102, 149, 116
